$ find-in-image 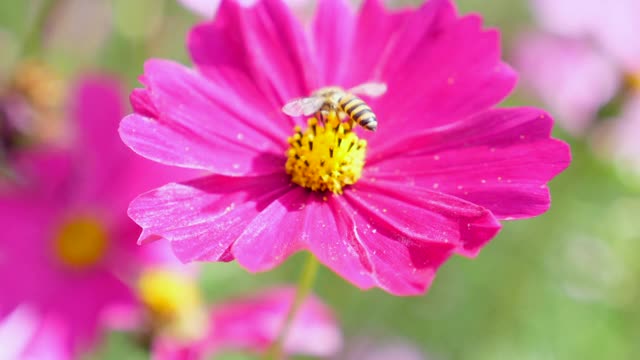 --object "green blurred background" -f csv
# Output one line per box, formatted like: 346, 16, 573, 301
1, 0, 638, 359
